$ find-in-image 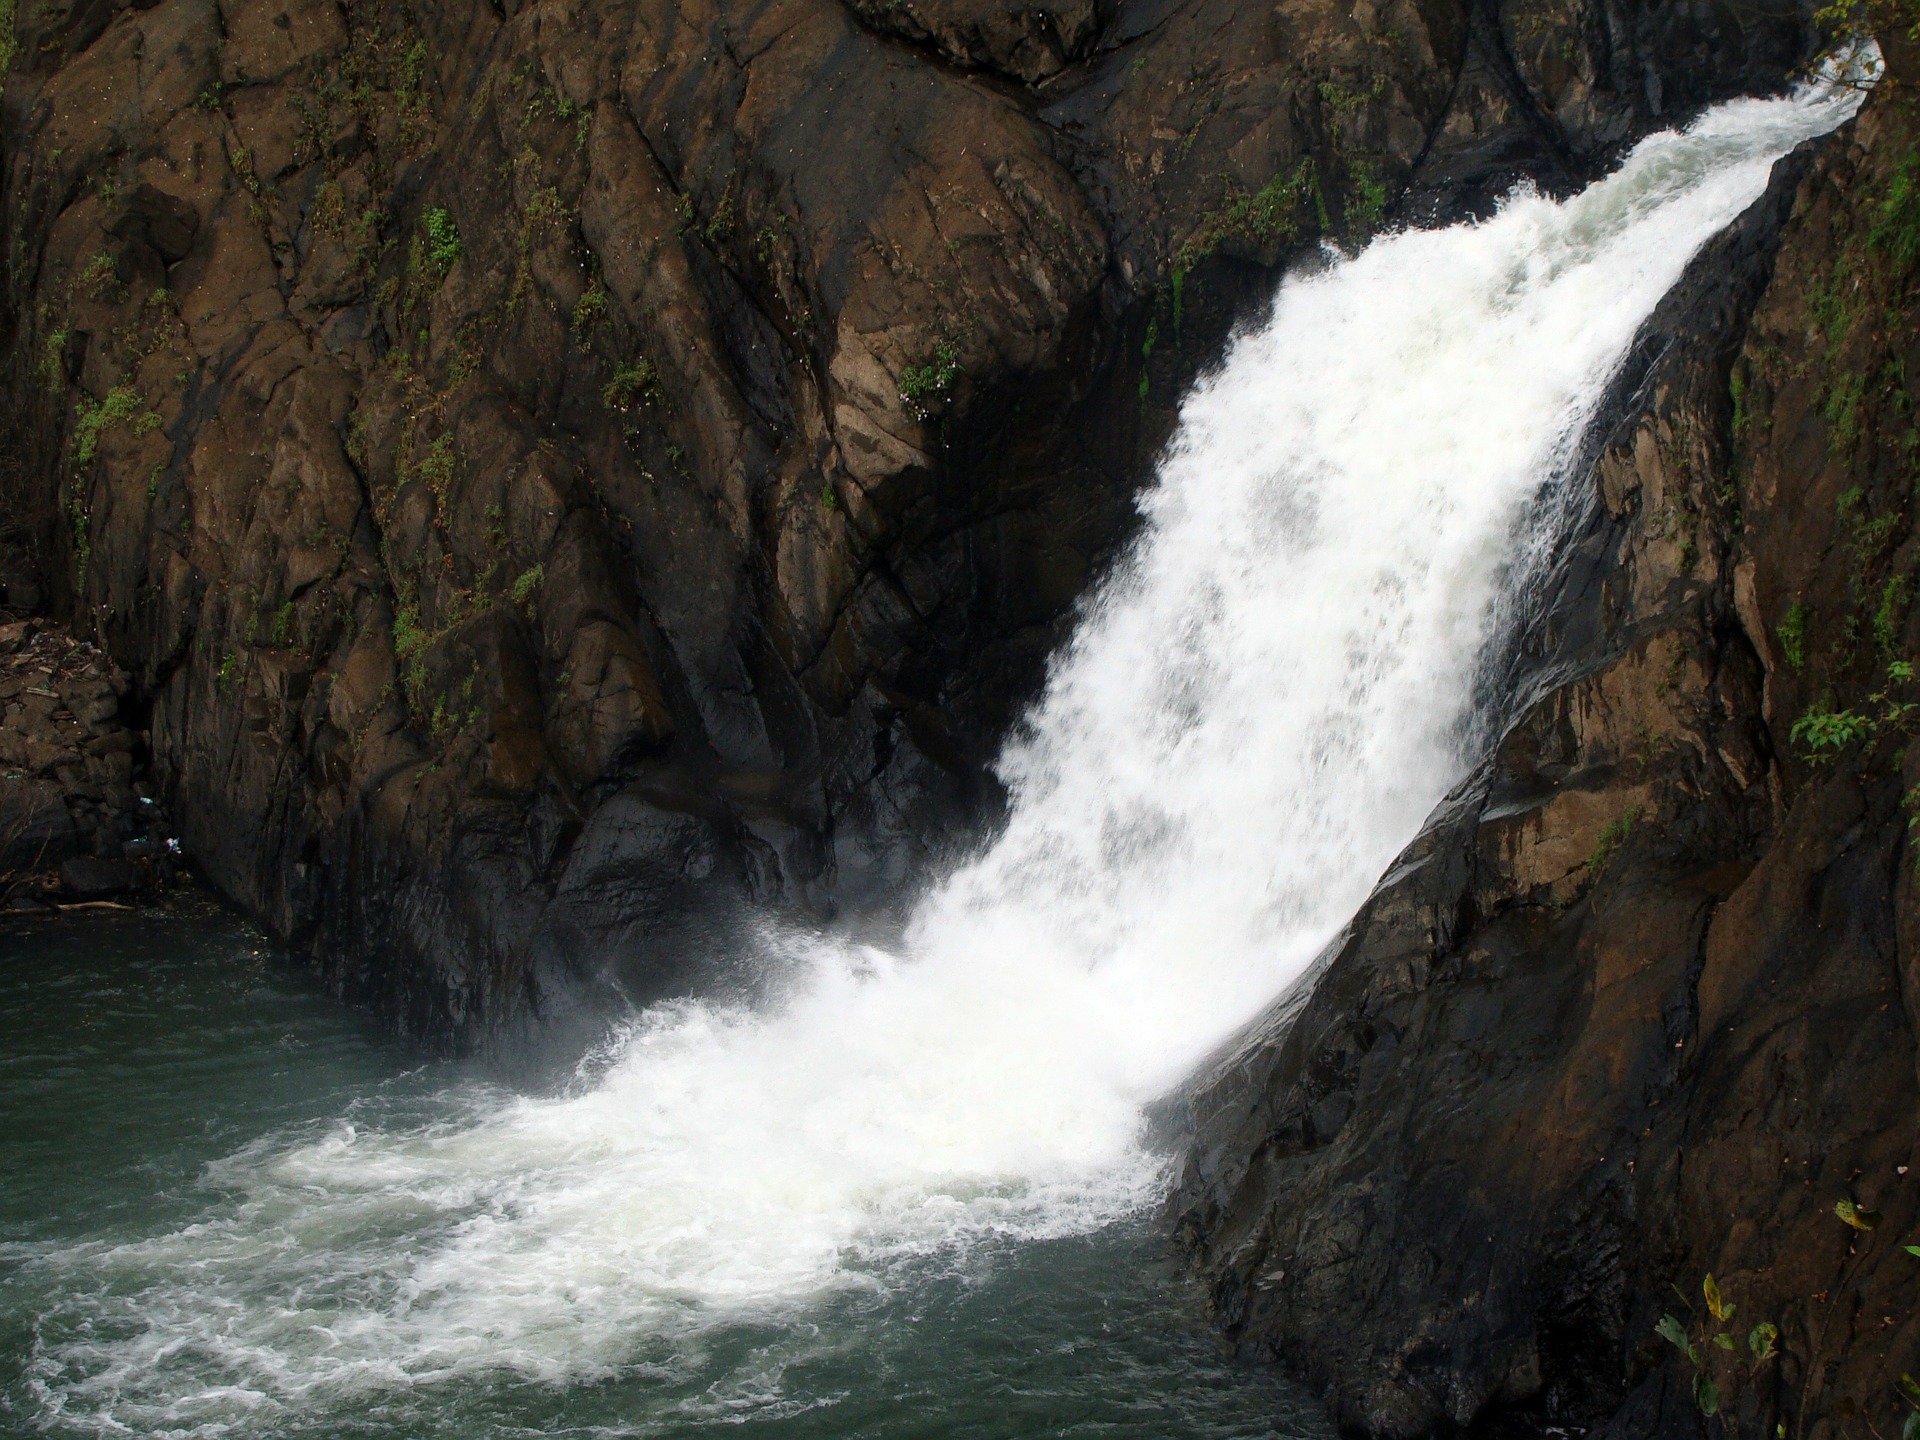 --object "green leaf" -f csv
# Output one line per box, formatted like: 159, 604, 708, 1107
1904, 1244, 1920, 1258
1749, 1322, 1779, 1363
1695, 1373, 1722, 1417
1904, 1412, 1920, 1440
1656, 1314, 1690, 1351
1900, 1374, 1920, 1406
1713, 1333, 1737, 1351
1837, 1198, 1883, 1231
